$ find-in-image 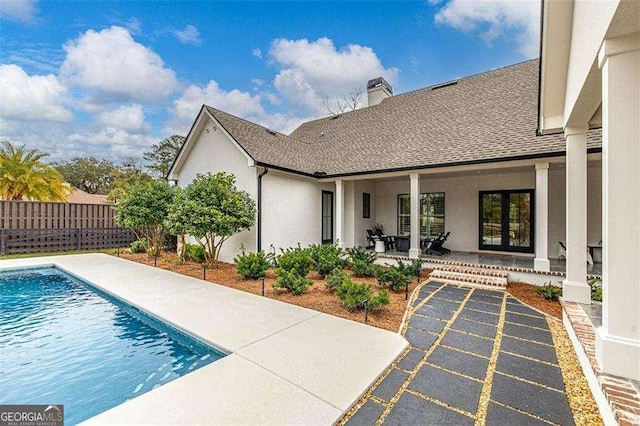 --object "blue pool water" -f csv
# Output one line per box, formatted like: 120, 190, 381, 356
0, 267, 225, 425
